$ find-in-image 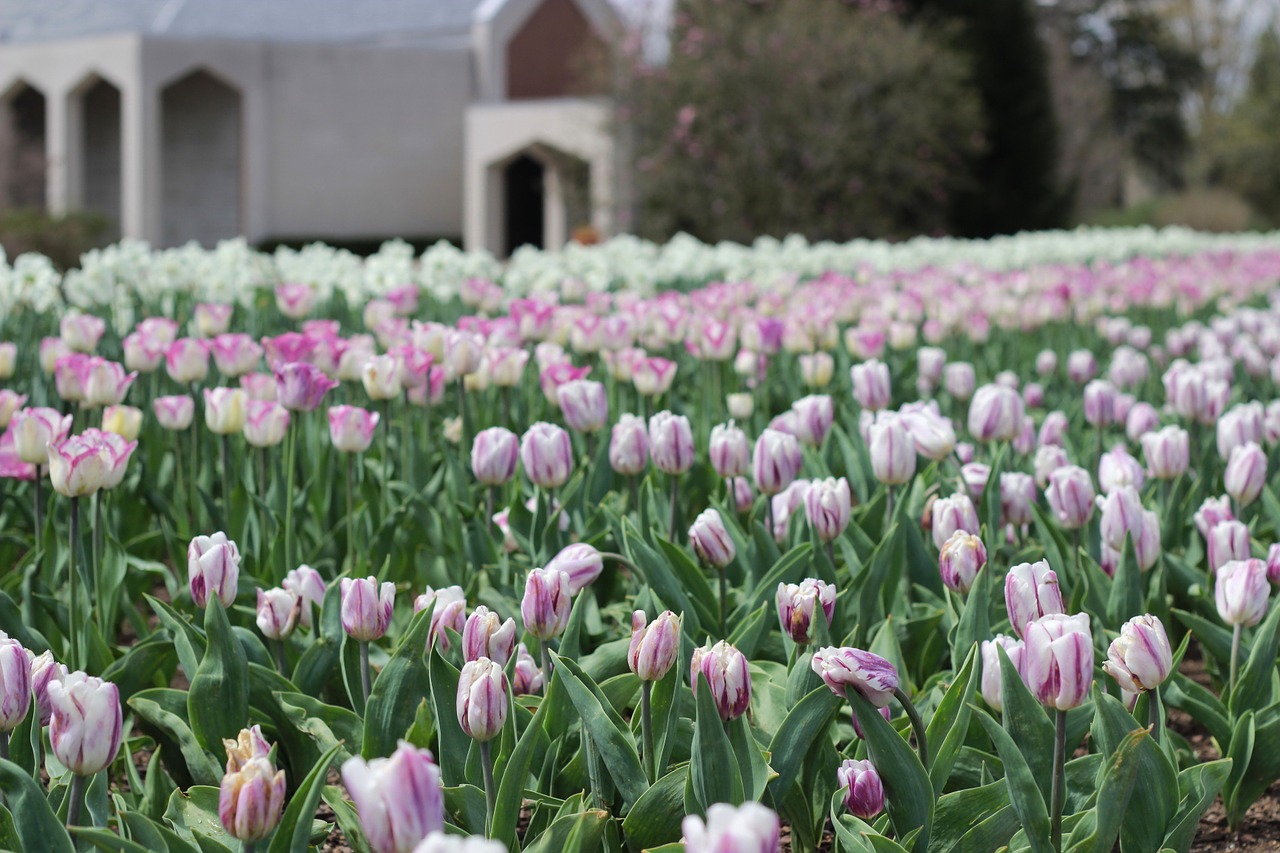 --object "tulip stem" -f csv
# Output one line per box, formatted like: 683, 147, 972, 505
1148, 687, 1162, 744
668, 474, 679, 542
541, 644, 551, 683
480, 740, 496, 836
284, 420, 297, 572
641, 680, 656, 783
359, 640, 372, 705
1230, 623, 1242, 693
274, 639, 287, 676
629, 476, 639, 512
68, 496, 80, 669
381, 399, 391, 521
893, 686, 929, 770
33, 477, 42, 542
718, 565, 727, 638
0, 731, 8, 761
457, 379, 470, 451
220, 433, 232, 521
345, 454, 356, 571
242, 843, 255, 853
66, 773, 86, 831
1051, 708, 1067, 853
